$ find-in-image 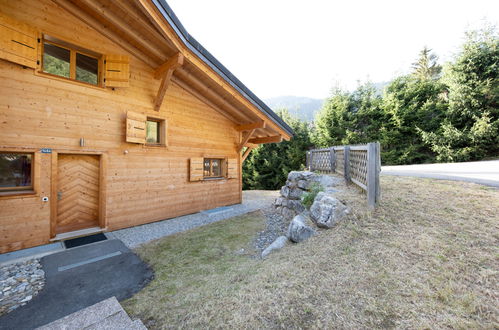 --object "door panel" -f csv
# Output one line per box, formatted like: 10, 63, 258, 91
56, 154, 100, 234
